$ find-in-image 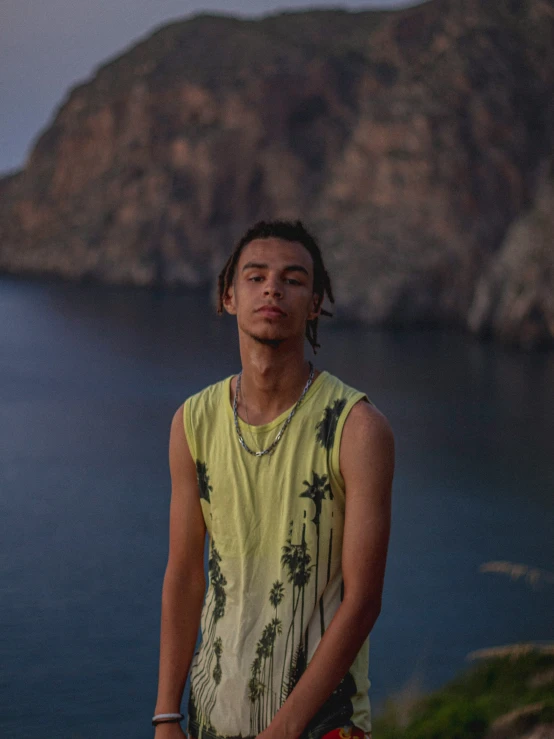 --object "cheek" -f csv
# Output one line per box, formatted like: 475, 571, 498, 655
233, 284, 259, 314
235, 284, 255, 307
